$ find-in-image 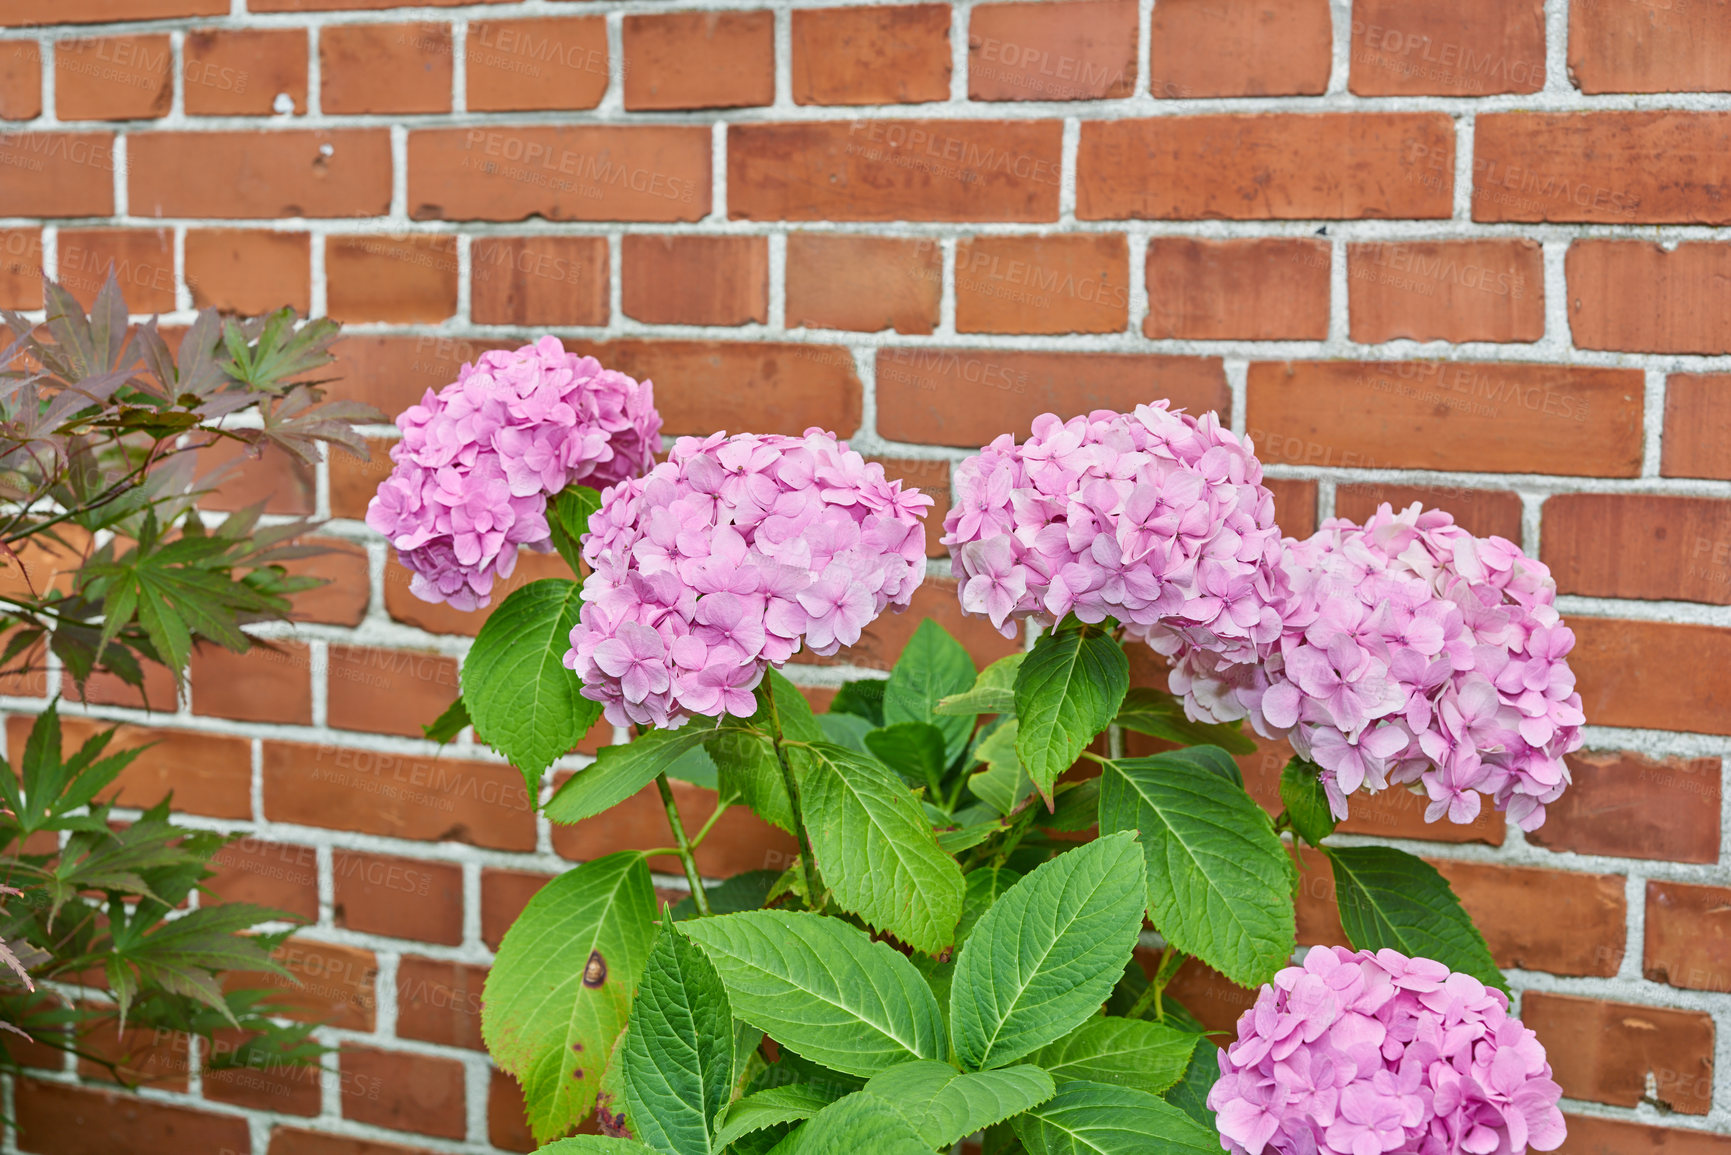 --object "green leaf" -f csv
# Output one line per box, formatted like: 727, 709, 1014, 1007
773, 1092, 935, 1155
534, 1140, 661, 1155
483, 852, 658, 1142
1326, 845, 1505, 991
546, 725, 718, 825
828, 679, 886, 727
706, 672, 823, 834
883, 619, 976, 765
957, 866, 1021, 948
936, 652, 1027, 717
1162, 1042, 1220, 1131
548, 484, 604, 573
422, 694, 471, 745
680, 911, 946, 1077
714, 1085, 838, 1151
1279, 757, 1337, 847
863, 721, 949, 795
817, 712, 873, 753
1043, 778, 1101, 833
1097, 751, 1296, 988
462, 580, 600, 792
949, 832, 1146, 1070
1014, 628, 1129, 801
968, 721, 1031, 817
1034, 1017, 1198, 1097
860, 1060, 1056, 1148
1113, 688, 1256, 756
792, 742, 965, 954
669, 869, 778, 921
1013, 1080, 1220, 1155
622, 920, 735, 1155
